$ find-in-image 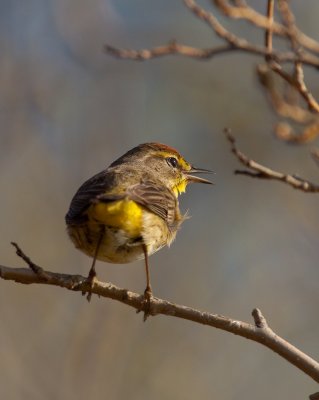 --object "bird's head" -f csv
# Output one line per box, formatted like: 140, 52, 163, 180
111, 142, 213, 197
